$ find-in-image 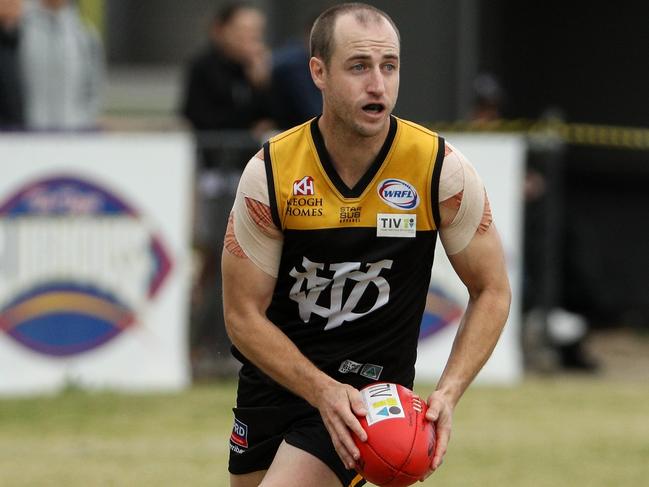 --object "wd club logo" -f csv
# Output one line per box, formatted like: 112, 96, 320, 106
377, 179, 420, 210
289, 257, 392, 330
293, 176, 314, 196
0, 175, 172, 357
